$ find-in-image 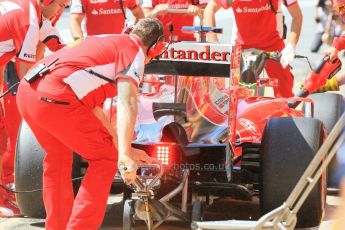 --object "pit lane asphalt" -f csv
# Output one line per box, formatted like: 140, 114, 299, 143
1, 0, 344, 229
